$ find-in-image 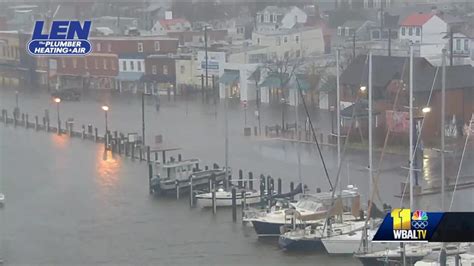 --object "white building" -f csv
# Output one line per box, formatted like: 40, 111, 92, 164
151, 18, 191, 35
399, 13, 447, 59
445, 31, 474, 65
255, 6, 307, 33
252, 26, 324, 59
117, 55, 145, 93
175, 54, 201, 92
219, 63, 260, 102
